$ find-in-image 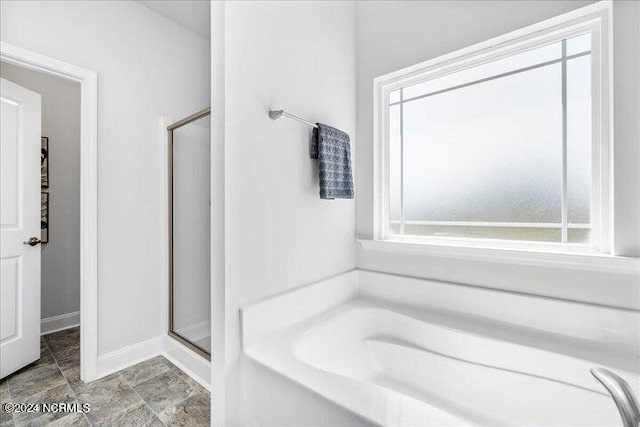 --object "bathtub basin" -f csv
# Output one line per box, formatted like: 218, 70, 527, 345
242, 271, 639, 426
